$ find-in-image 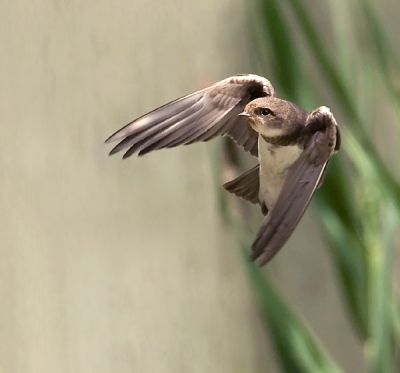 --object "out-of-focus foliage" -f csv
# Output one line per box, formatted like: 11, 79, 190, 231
218, 0, 400, 372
